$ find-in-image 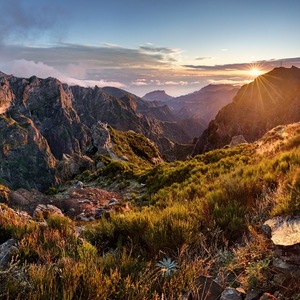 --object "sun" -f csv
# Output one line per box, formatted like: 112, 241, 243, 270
247, 64, 265, 78
250, 68, 261, 77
